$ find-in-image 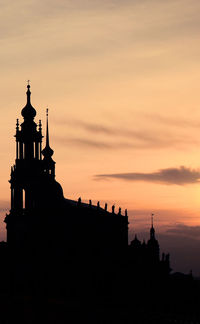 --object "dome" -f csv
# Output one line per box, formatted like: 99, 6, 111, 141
21, 85, 36, 120
49, 180, 64, 199
31, 179, 64, 209
131, 235, 141, 248
39, 179, 64, 202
